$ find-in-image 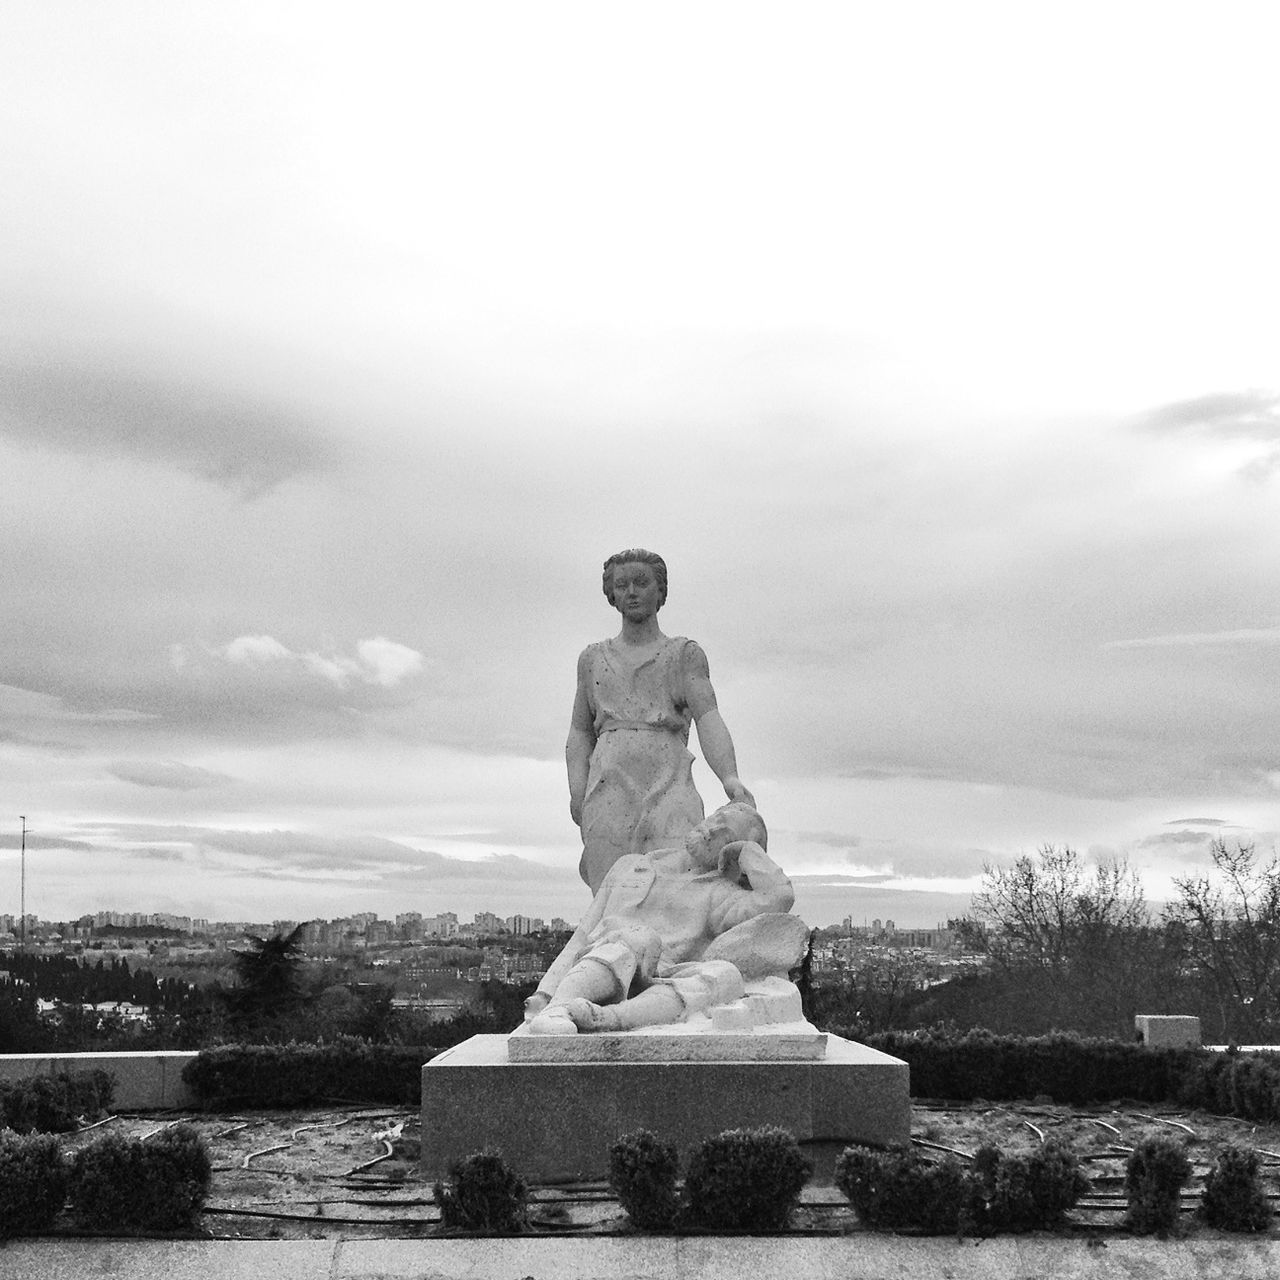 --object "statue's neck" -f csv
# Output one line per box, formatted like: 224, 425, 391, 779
617, 616, 664, 647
